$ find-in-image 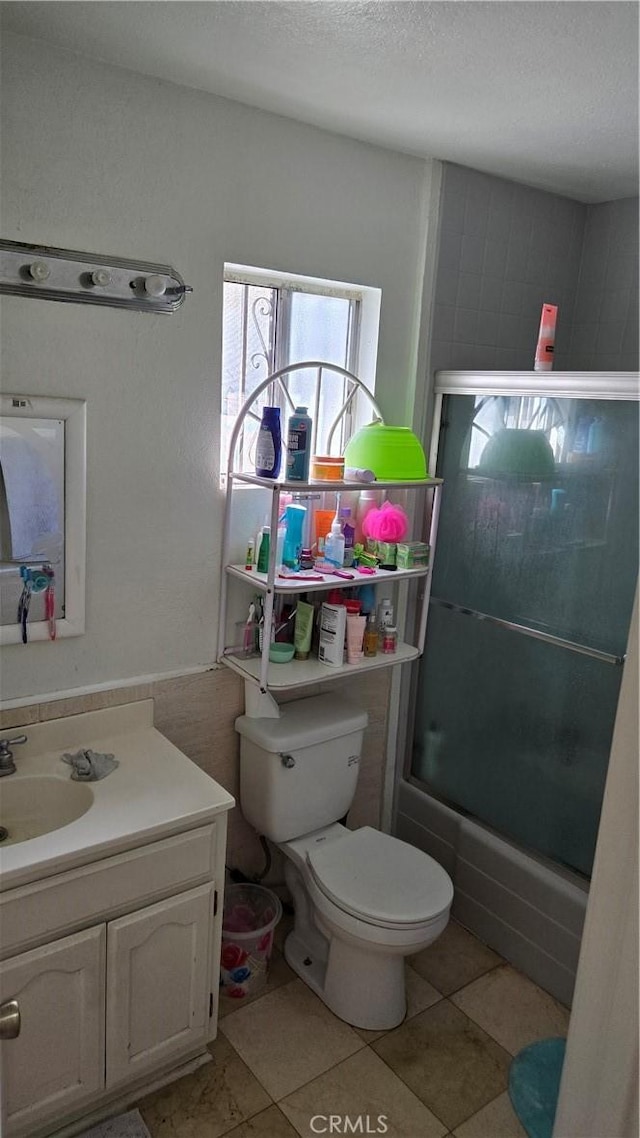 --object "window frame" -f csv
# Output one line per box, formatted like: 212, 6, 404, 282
221, 264, 381, 480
